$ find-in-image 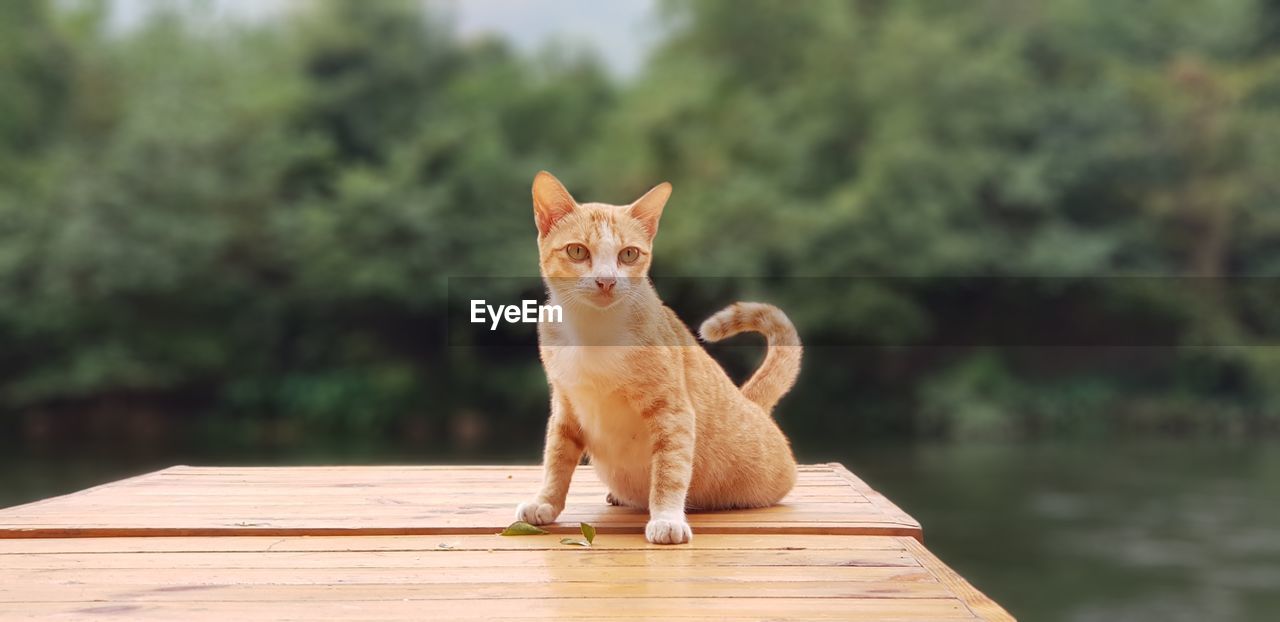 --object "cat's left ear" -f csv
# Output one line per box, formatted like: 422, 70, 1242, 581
628, 182, 672, 240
